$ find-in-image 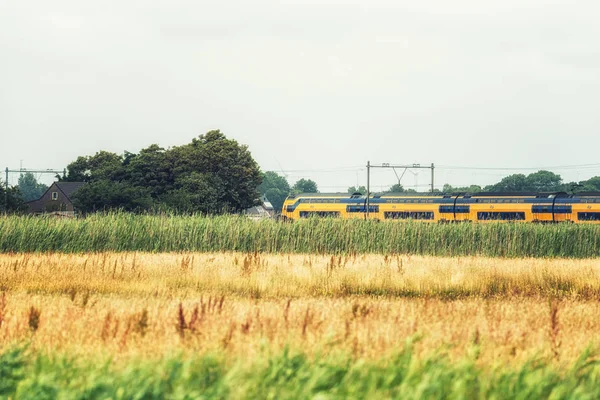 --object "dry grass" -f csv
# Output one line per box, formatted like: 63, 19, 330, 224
2, 252, 600, 298
1, 252, 600, 366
